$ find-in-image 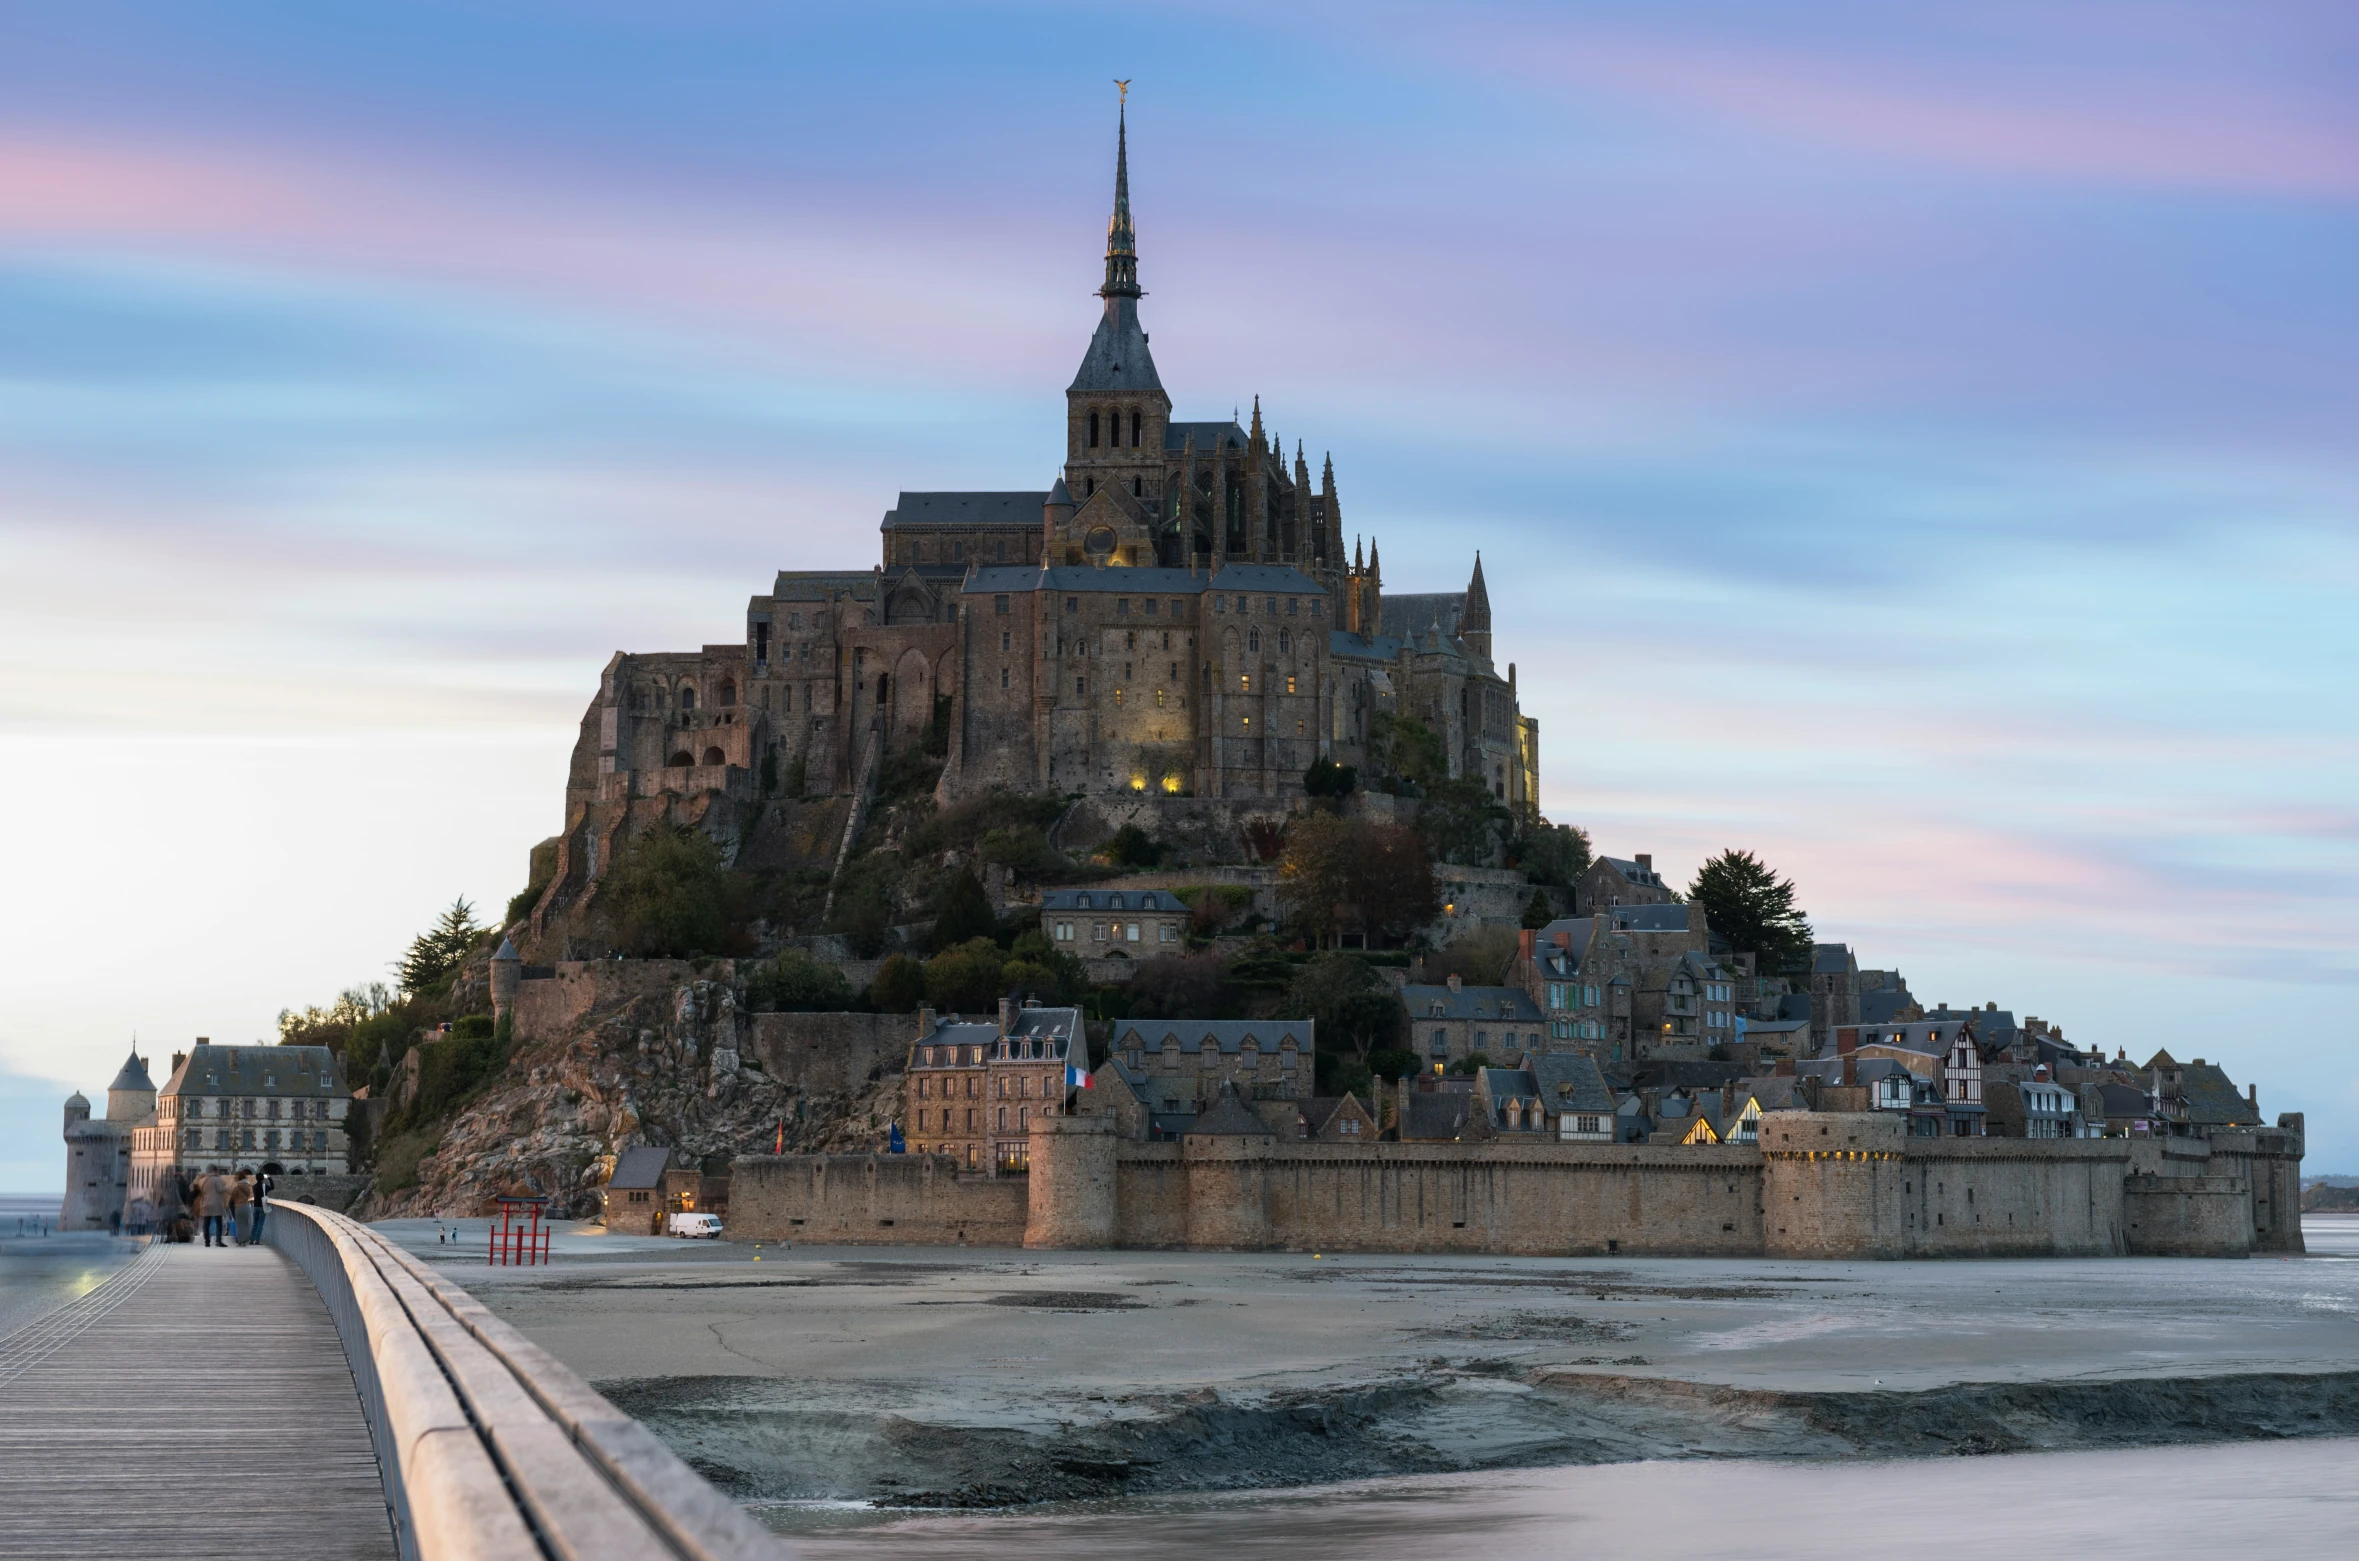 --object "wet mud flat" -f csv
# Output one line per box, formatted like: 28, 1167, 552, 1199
448, 1222, 2359, 1508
